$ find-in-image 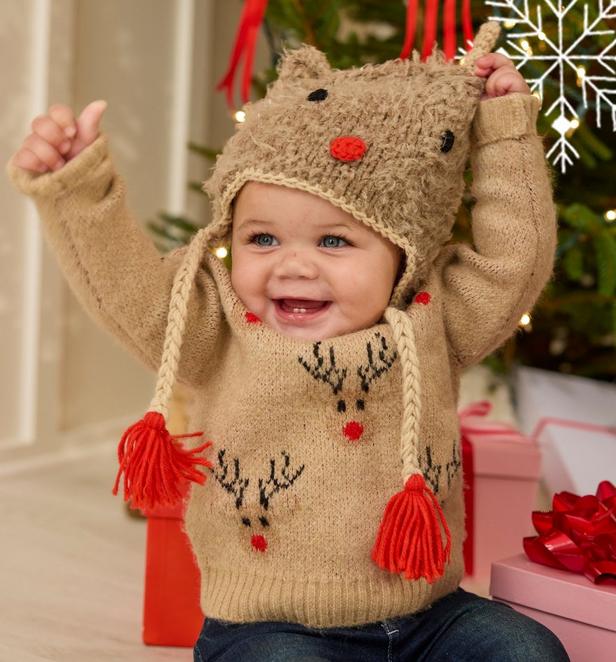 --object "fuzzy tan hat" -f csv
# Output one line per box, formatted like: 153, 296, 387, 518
114, 20, 501, 584
200, 20, 500, 306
